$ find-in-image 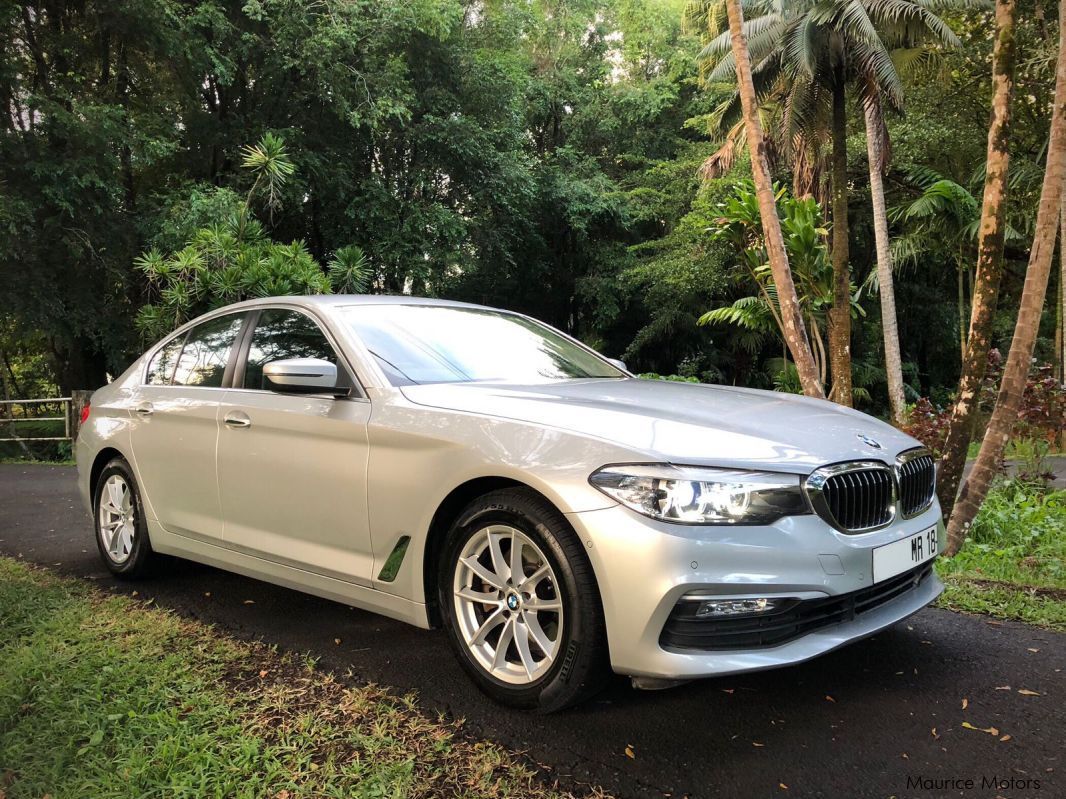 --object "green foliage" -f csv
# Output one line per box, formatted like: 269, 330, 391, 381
134, 135, 363, 340
328, 246, 373, 295
636, 372, 701, 383
697, 180, 863, 394
939, 476, 1065, 584
935, 478, 1066, 629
